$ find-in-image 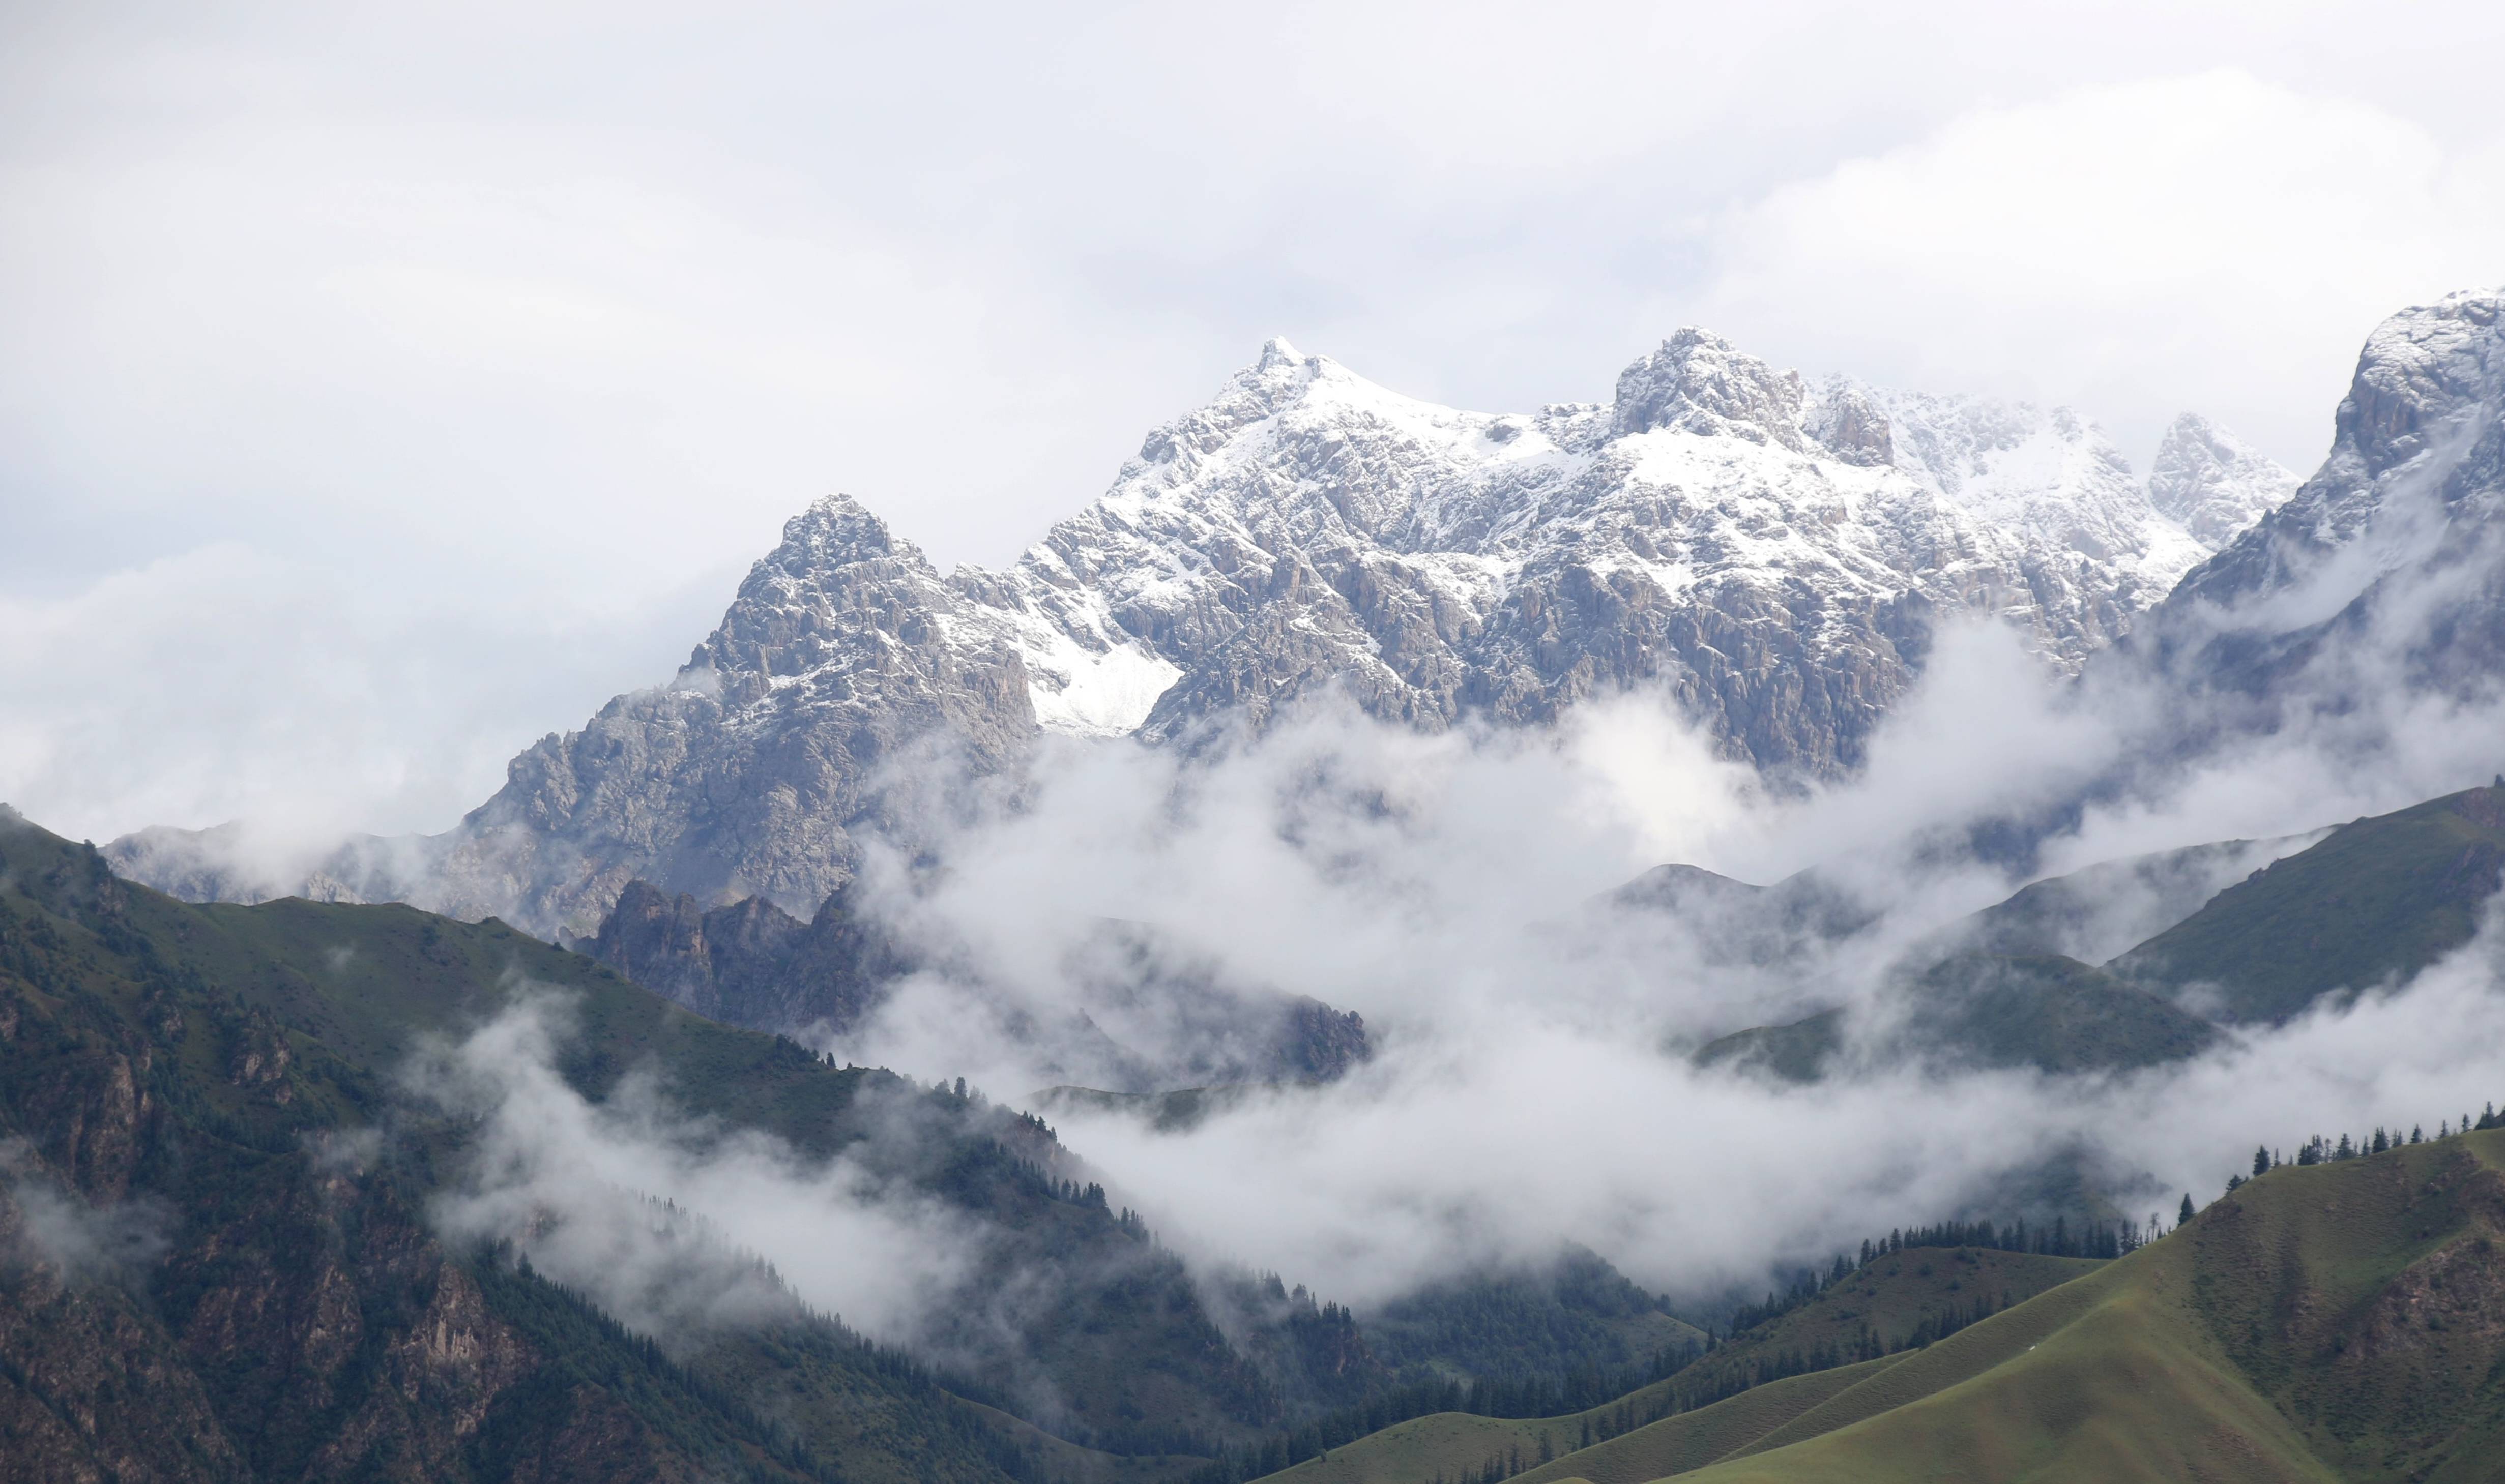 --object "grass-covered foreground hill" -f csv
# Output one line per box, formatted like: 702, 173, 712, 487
0, 809, 1348, 1482
1228, 1248, 2096, 1484
1248, 1131, 2505, 1484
